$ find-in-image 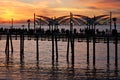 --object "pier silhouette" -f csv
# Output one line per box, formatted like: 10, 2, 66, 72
0, 12, 120, 79
0, 13, 120, 73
